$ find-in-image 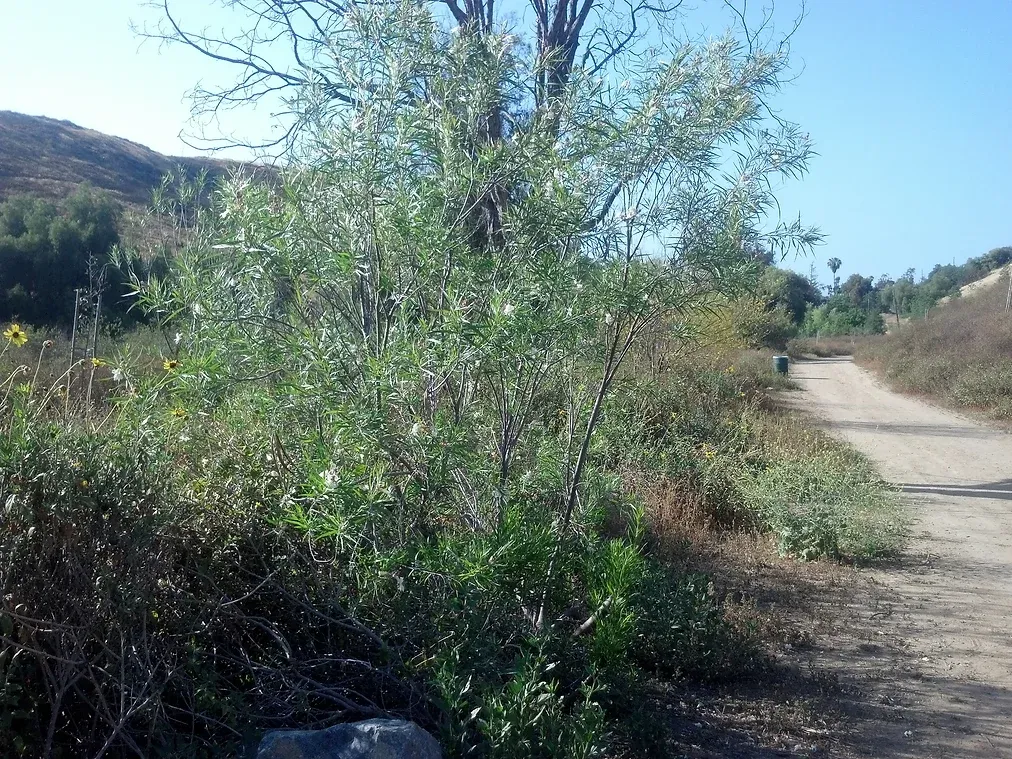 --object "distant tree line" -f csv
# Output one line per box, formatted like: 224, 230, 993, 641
881, 246, 1012, 320
0, 187, 158, 330
740, 246, 1012, 346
